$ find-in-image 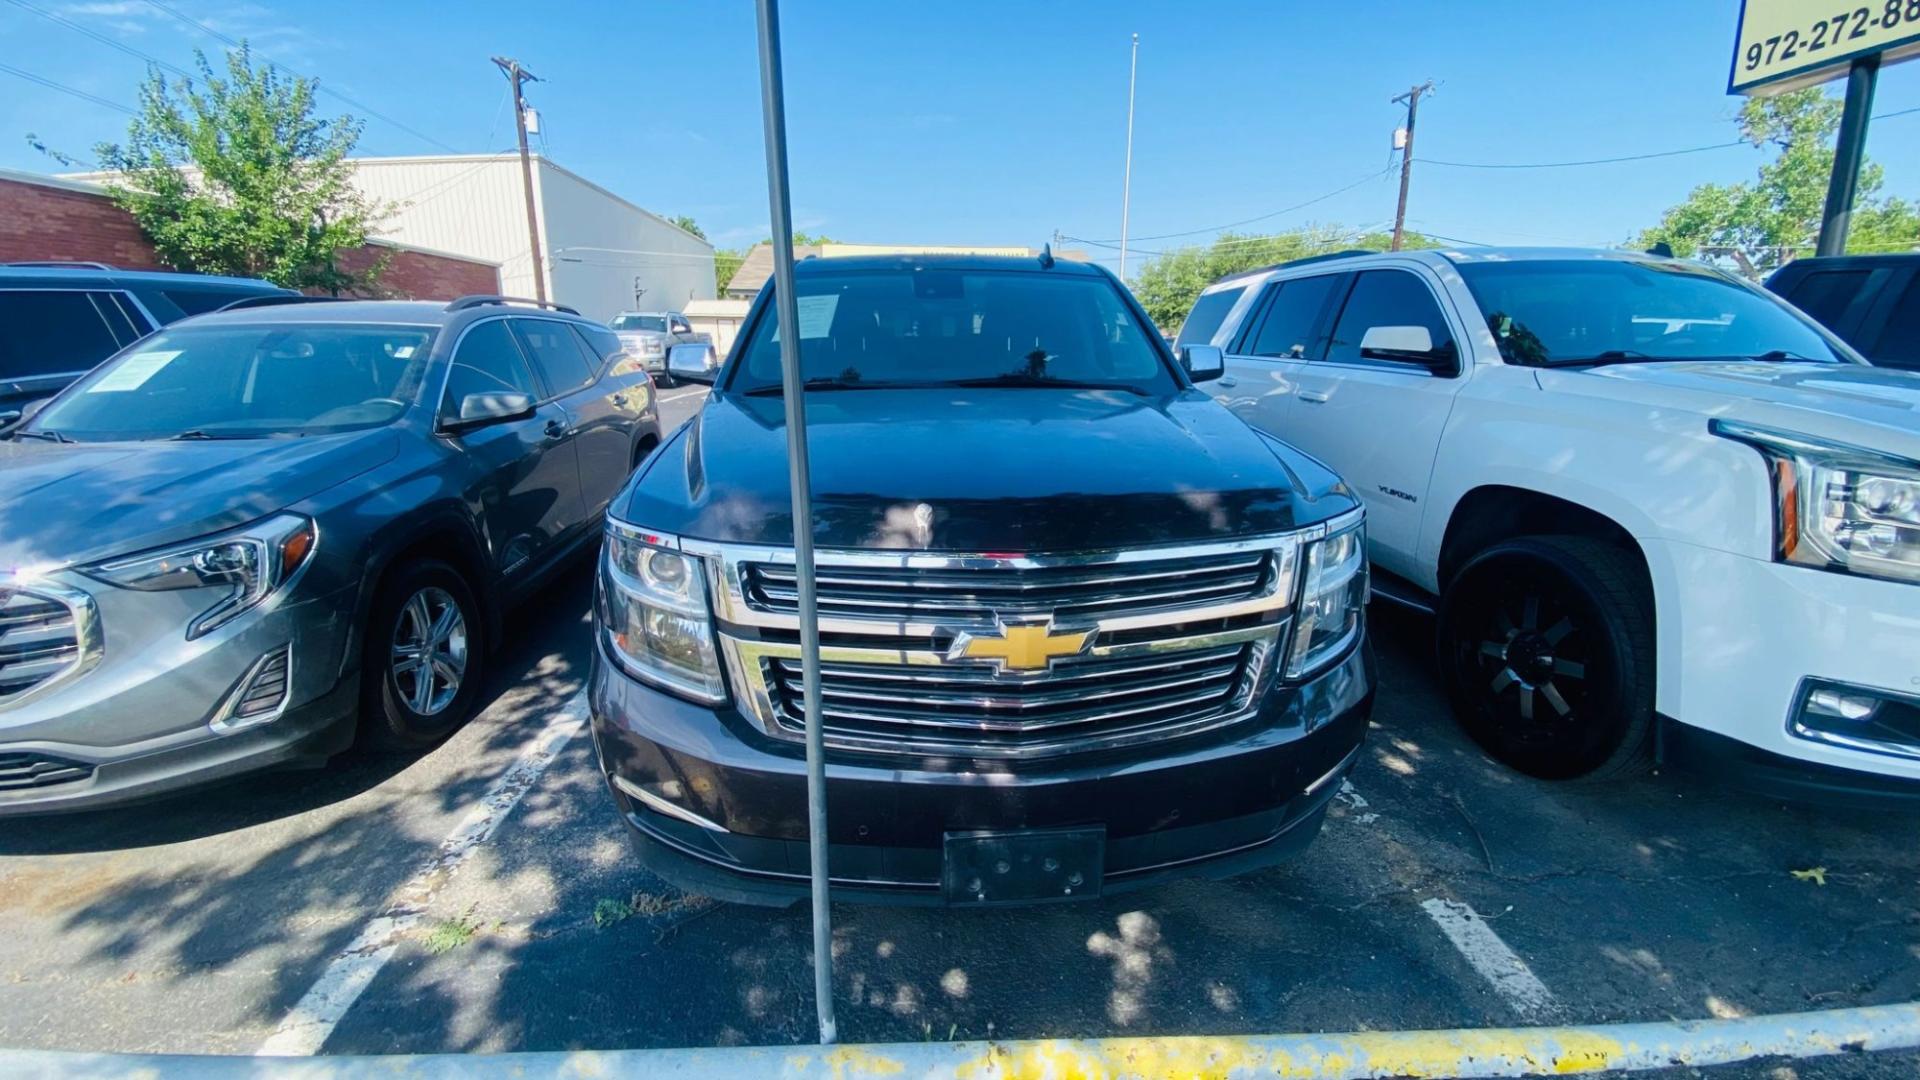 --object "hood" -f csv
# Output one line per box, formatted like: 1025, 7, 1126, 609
619, 388, 1352, 552
1543, 361, 1920, 458
0, 430, 401, 570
